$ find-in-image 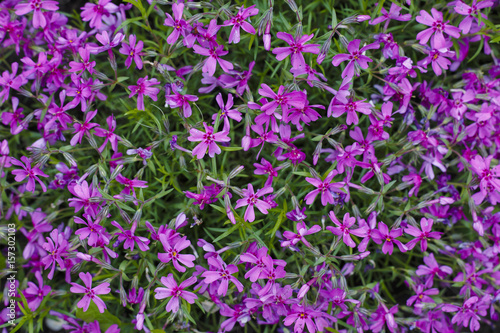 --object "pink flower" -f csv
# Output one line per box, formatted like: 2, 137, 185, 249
75, 214, 107, 247
41, 229, 69, 279
94, 115, 121, 153
455, 0, 494, 34
212, 93, 242, 126
415, 9, 461, 48
70, 272, 111, 313
258, 84, 307, 123
119, 34, 144, 70
80, 0, 118, 29
15, 0, 59, 29
111, 221, 150, 252
128, 76, 160, 111
187, 122, 230, 159
70, 109, 100, 146
69, 47, 96, 75
165, 90, 199, 118
201, 256, 244, 296
234, 184, 273, 222
272, 32, 320, 69
369, 3, 411, 30
193, 44, 234, 76
25, 271, 51, 312
11, 156, 49, 193
282, 221, 322, 248
326, 212, 368, 248
372, 222, 407, 255
332, 39, 379, 79
164, 3, 188, 45
329, 98, 372, 125
223, 5, 259, 44
158, 234, 195, 272
405, 217, 442, 252
417, 41, 455, 76
154, 274, 198, 313
304, 170, 343, 206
